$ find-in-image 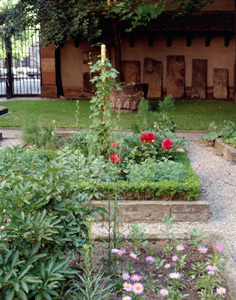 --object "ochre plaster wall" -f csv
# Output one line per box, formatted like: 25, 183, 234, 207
60, 34, 235, 99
